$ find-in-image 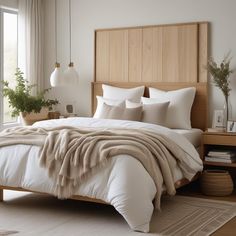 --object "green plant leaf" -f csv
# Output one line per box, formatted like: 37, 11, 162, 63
2, 68, 59, 117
